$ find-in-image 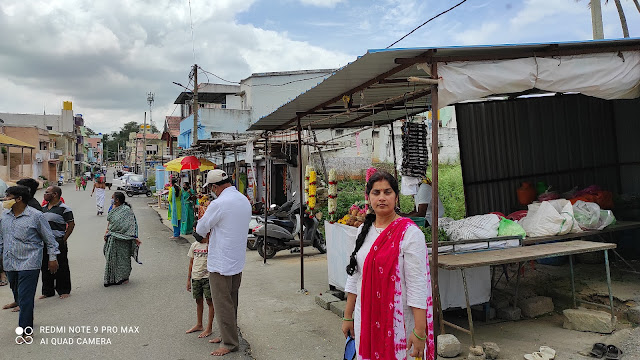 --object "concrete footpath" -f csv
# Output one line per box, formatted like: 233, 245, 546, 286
152, 204, 345, 360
